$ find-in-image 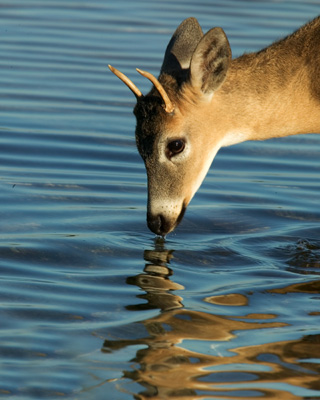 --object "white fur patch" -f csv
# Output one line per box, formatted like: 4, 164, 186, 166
221, 130, 251, 147
148, 198, 183, 218
189, 147, 220, 199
